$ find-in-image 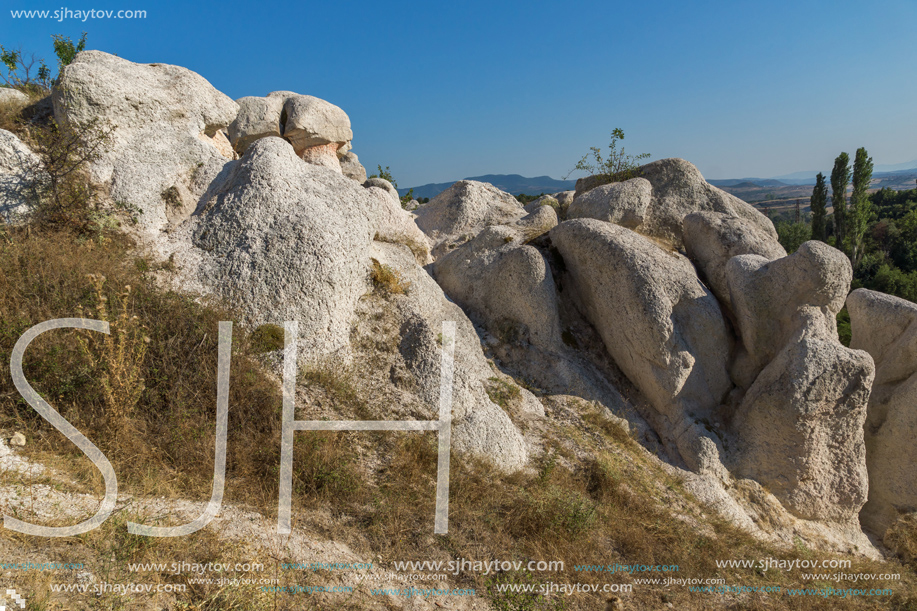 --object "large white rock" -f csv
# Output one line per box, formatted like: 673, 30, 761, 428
281, 94, 352, 154
0, 88, 29, 105
433, 207, 561, 351
567, 177, 652, 230
683, 211, 786, 309
571, 159, 777, 250
0, 129, 44, 222
726, 241, 851, 386
53, 50, 239, 237
372, 241, 528, 471
192, 137, 426, 357
228, 95, 284, 154
550, 218, 732, 469
414, 180, 526, 257
731, 333, 873, 521
848, 288, 917, 535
